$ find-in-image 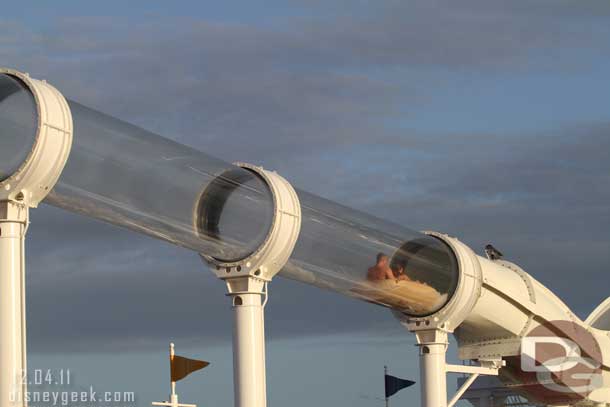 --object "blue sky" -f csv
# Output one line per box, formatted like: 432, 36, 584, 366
3, 1, 610, 406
